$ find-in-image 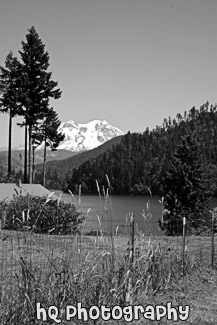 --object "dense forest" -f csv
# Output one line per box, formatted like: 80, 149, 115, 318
63, 102, 217, 196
